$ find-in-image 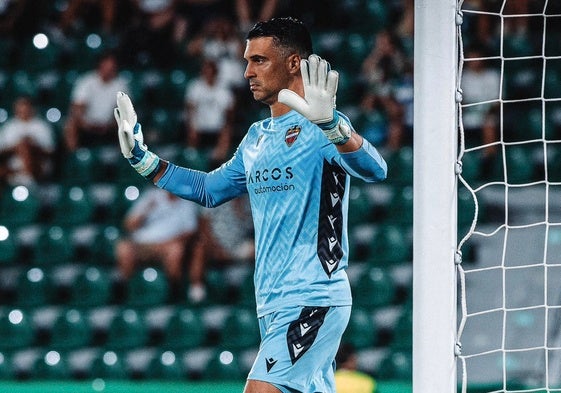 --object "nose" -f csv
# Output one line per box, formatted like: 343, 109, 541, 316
244, 62, 254, 80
